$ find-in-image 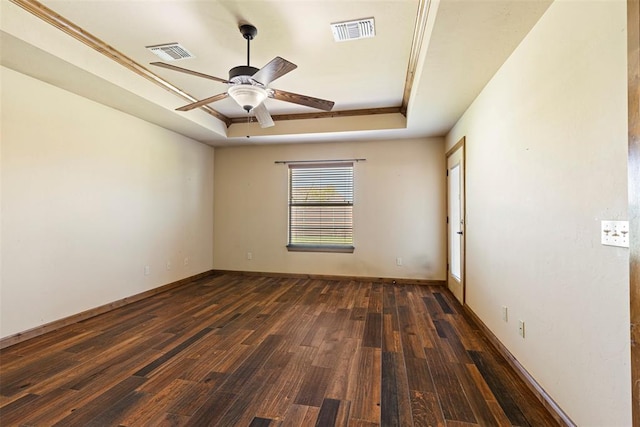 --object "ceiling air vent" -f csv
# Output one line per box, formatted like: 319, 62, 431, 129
331, 18, 375, 42
146, 43, 195, 61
